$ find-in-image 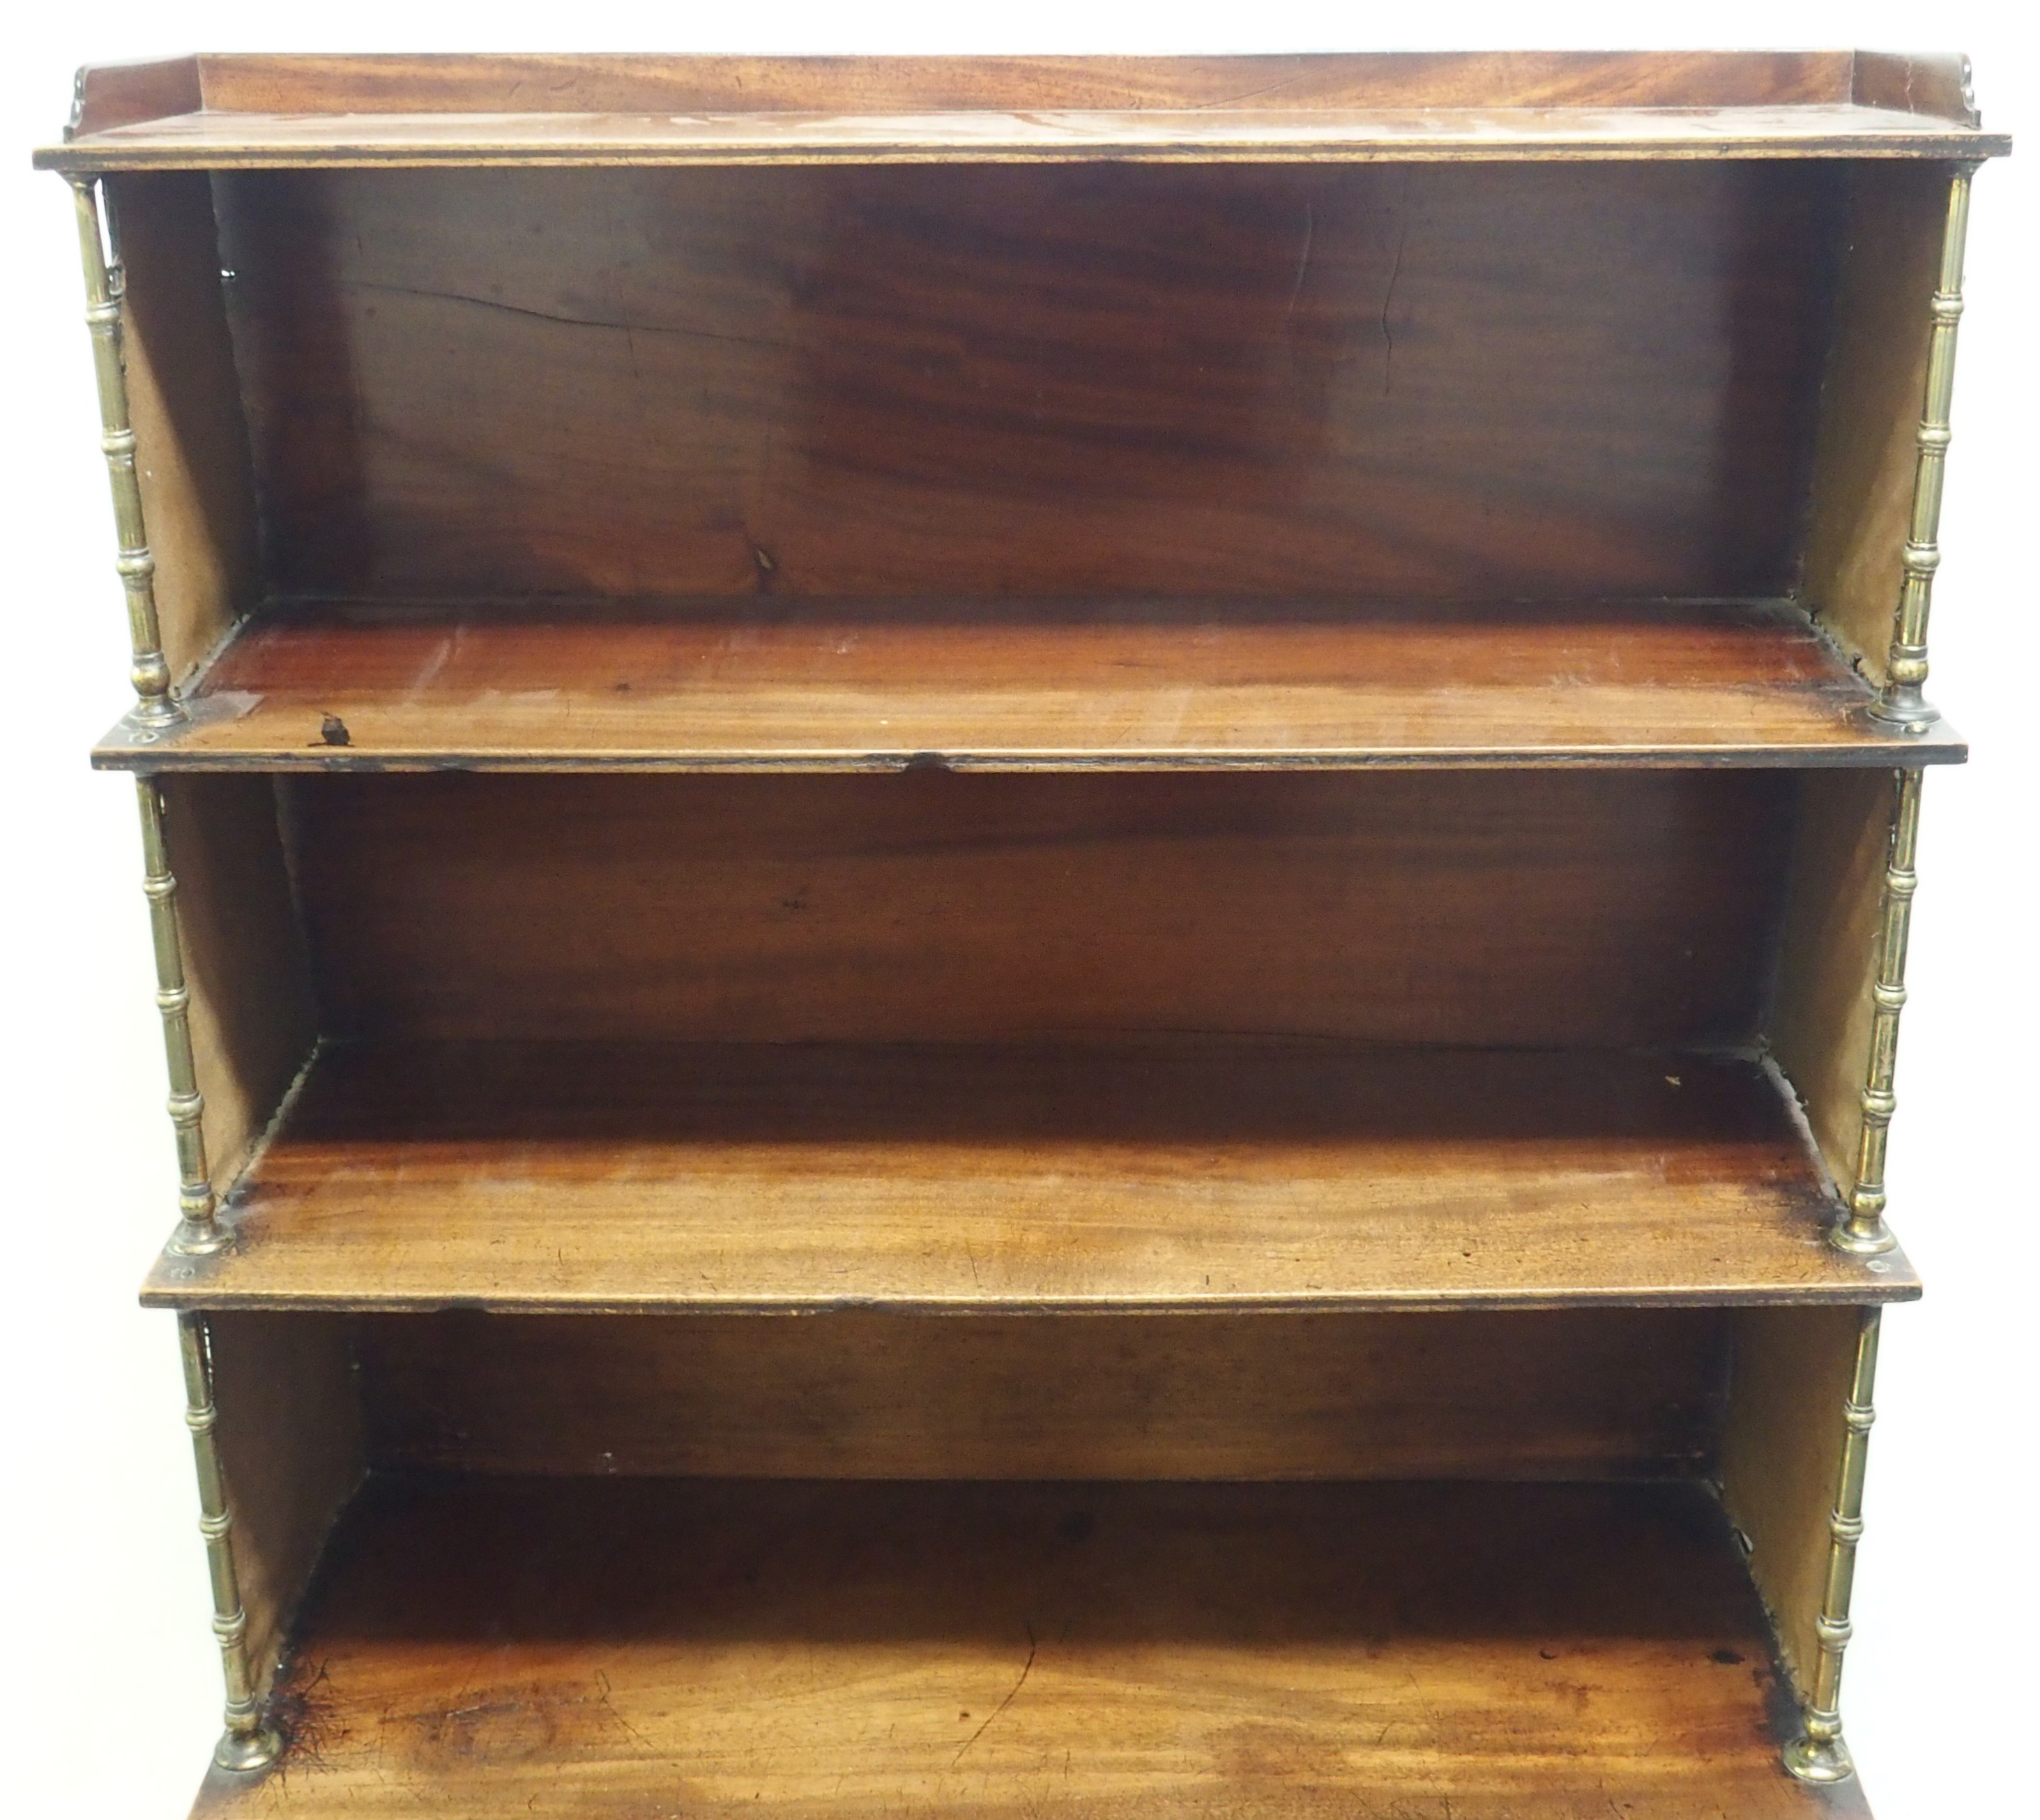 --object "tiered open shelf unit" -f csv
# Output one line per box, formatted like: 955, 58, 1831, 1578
40, 50, 2007, 1820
